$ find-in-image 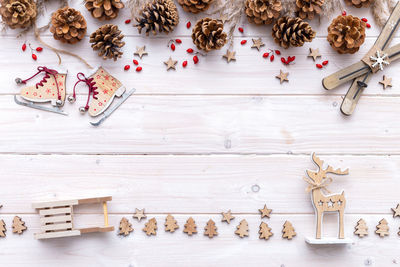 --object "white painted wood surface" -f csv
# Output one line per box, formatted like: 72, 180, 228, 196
0, 1, 399, 266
